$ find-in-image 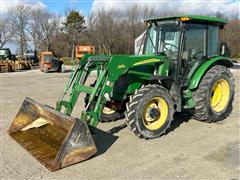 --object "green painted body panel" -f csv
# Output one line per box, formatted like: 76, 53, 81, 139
188, 56, 233, 90
145, 15, 227, 25
157, 56, 170, 76
106, 54, 163, 81
106, 54, 166, 98
182, 89, 195, 108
